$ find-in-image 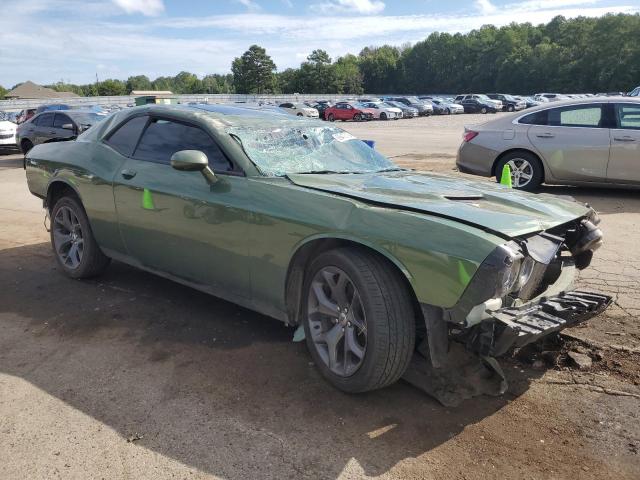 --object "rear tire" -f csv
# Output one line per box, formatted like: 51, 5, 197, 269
50, 196, 110, 279
327, 113, 335, 122
297, 113, 303, 116
354, 113, 363, 122
302, 247, 416, 393
380, 112, 387, 121
481, 107, 488, 114
507, 105, 515, 112
495, 151, 544, 191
